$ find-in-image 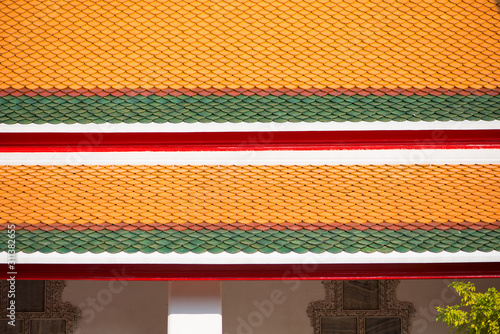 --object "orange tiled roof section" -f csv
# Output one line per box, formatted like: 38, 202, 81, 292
1, 0, 499, 91
1, 165, 498, 228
